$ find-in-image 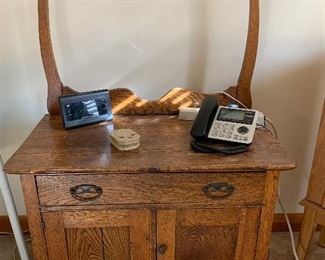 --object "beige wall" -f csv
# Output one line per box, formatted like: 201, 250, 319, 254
0, 0, 324, 215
